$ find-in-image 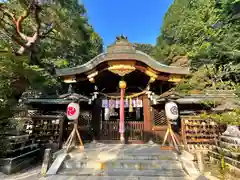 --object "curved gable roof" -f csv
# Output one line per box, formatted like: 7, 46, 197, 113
56, 36, 189, 77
